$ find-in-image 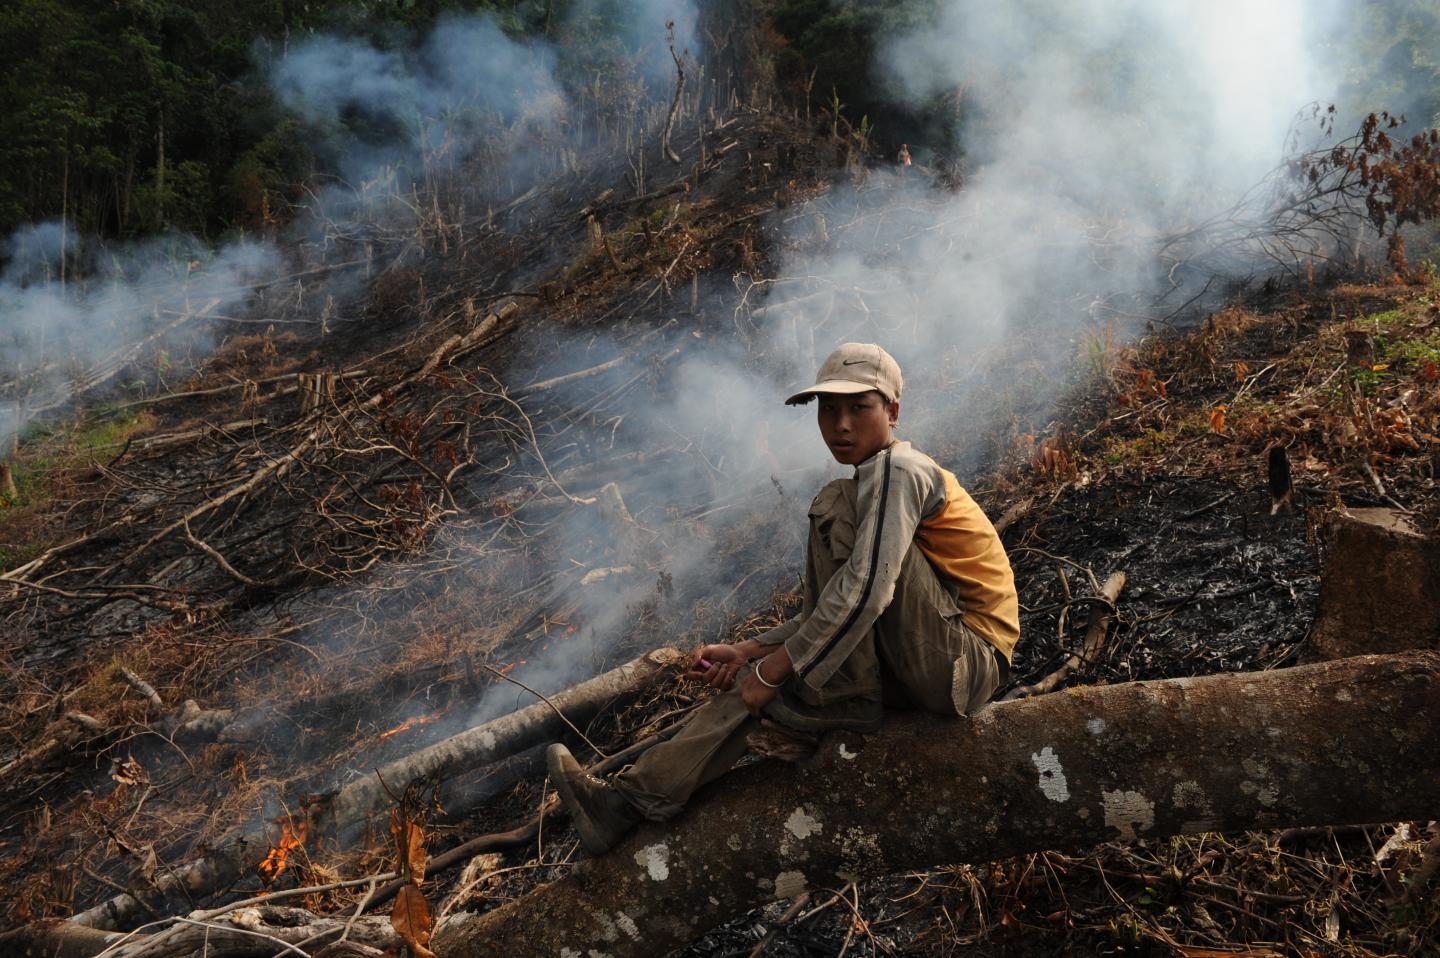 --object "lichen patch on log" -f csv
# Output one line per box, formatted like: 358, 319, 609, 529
1102, 789, 1156, 840
1171, 779, 1214, 827
1031, 745, 1070, 802
774, 870, 808, 898
634, 843, 670, 881
784, 807, 821, 840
